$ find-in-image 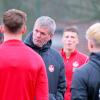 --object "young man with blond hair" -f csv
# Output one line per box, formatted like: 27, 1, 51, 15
71, 23, 100, 100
